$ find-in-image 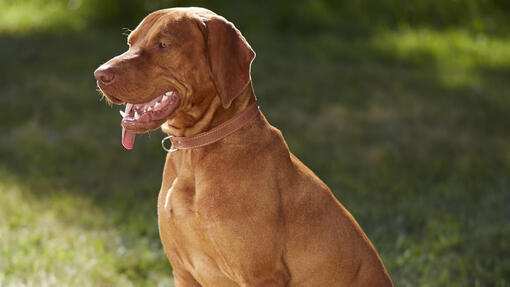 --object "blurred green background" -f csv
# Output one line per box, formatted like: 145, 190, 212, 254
1, 0, 509, 286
